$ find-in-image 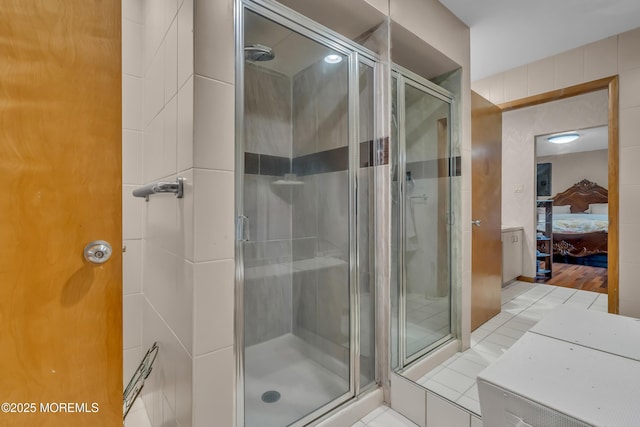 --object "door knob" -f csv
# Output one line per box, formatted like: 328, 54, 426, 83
472, 220, 481, 227
84, 240, 113, 264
